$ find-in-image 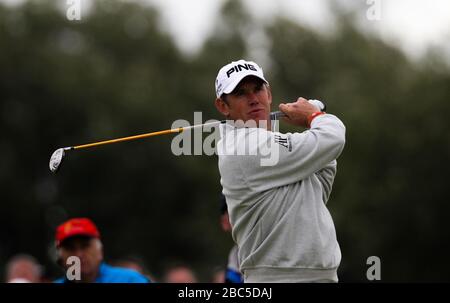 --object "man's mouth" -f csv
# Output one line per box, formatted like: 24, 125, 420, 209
248, 108, 265, 115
